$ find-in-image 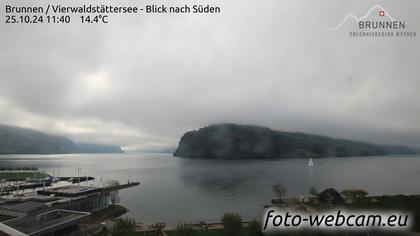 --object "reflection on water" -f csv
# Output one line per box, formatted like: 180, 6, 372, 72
179, 160, 262, 194
0, 153, 420, 223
